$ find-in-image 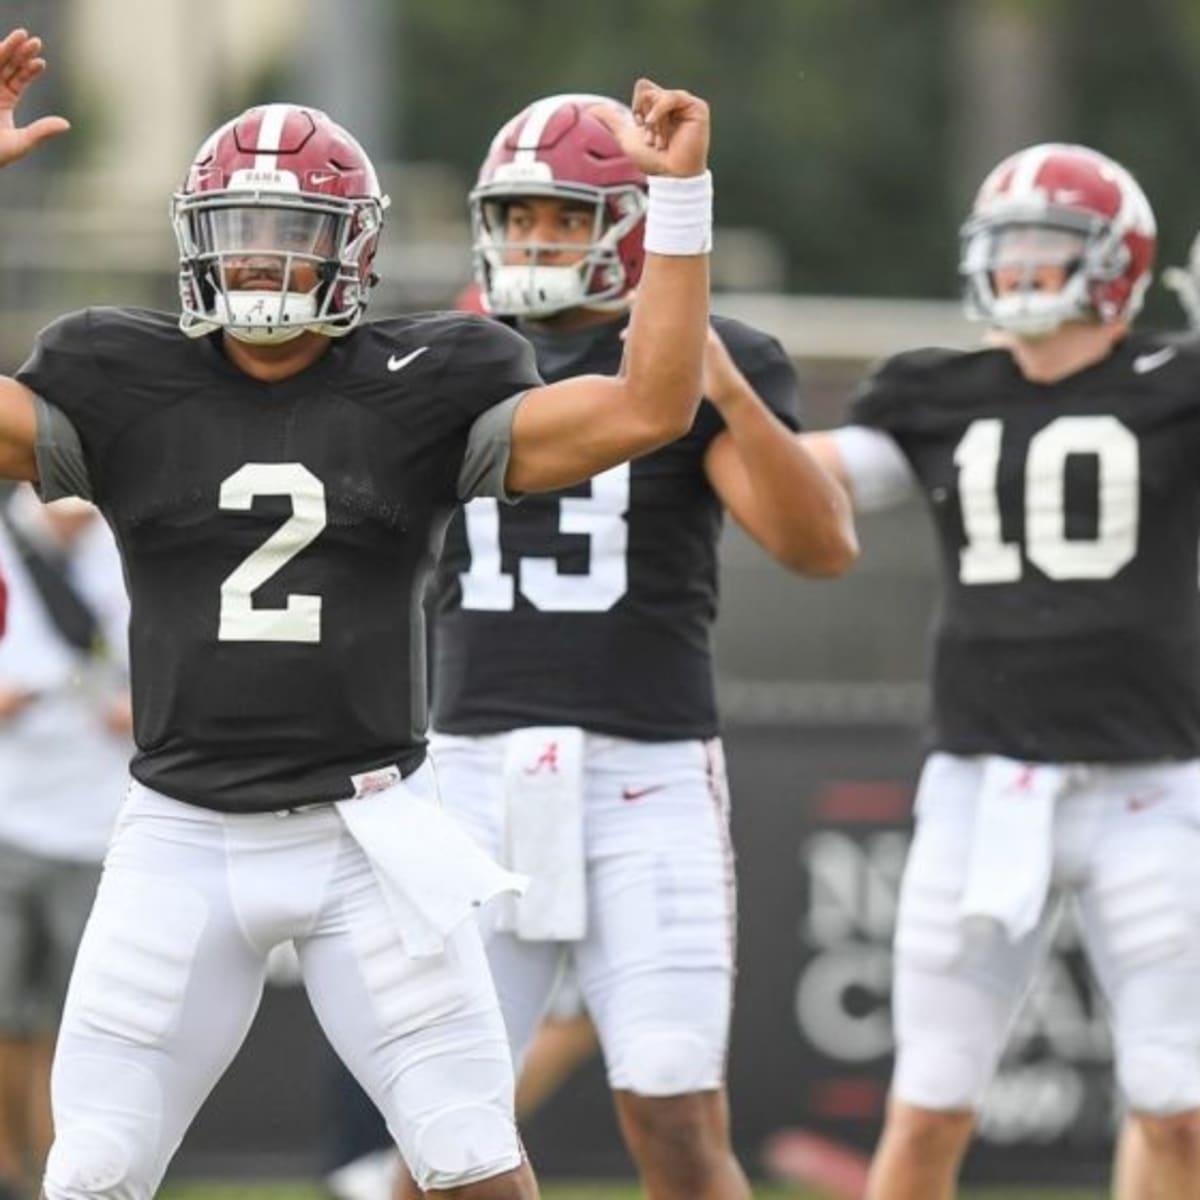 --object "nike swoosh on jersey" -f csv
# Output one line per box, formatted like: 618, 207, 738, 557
387, 346, 430, 373
1132, 347, 1177, 374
